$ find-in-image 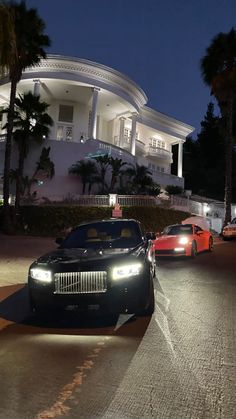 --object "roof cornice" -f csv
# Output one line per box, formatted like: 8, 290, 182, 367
139, 106, 195, 140
23, 54, 148, 110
